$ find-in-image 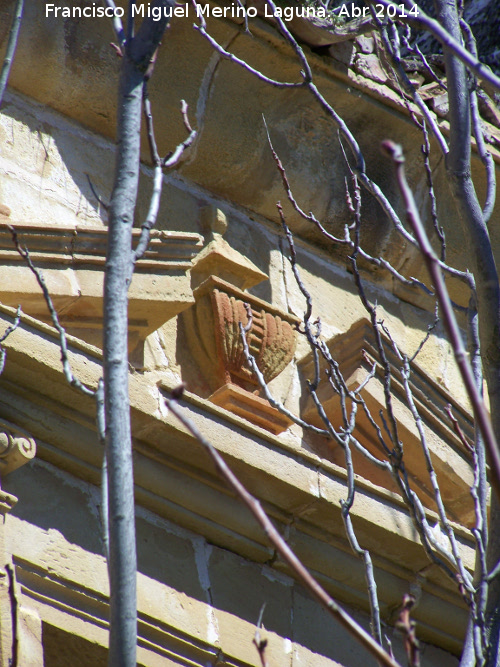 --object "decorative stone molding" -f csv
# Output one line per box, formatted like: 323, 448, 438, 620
0, 418, 36, 477
186, 276, 298, 393
0, 222, 203, 355
192, 206, 268, 291
184, 274, 298, 434
209, 383, 293, 436
0, 491, 17, 516
299, 318, 475, 526
183, 208, 299, 434
0, 305, 472, 653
